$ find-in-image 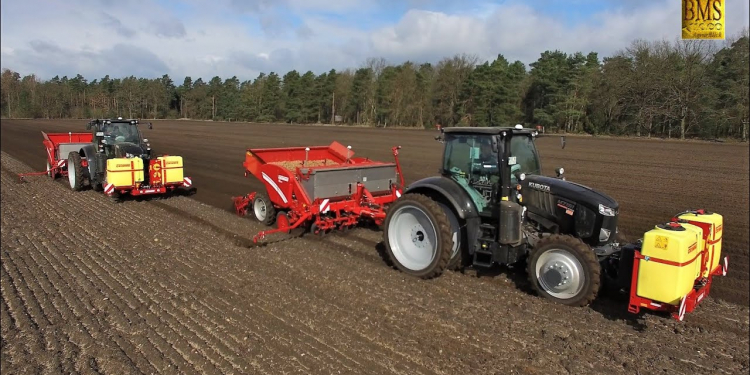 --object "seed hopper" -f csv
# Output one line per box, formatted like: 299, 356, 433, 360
233, 141, 405, 242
